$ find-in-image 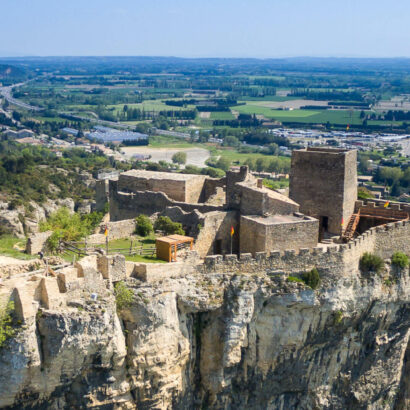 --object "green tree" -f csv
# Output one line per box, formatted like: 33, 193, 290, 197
114, 281, 134, 311
135, 214, 153, 237
154, 216, 185, 235
216, 157, 231, 172
301, 268, 321, 289
256, 157, 268, 172
223, 135, 240, 148
172, 151, 187, 165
